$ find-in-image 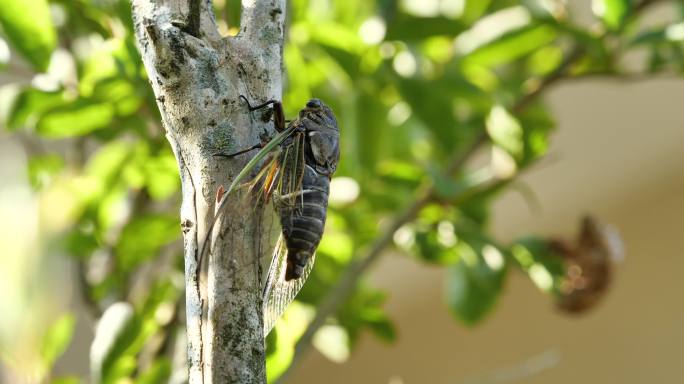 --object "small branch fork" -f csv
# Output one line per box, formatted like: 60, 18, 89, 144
278, 0, 665, 381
